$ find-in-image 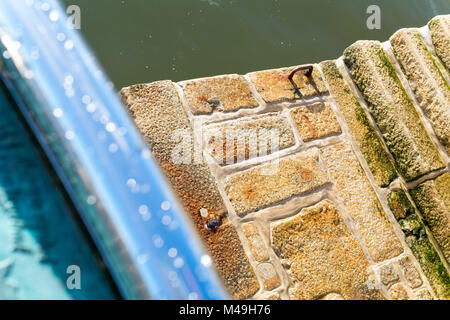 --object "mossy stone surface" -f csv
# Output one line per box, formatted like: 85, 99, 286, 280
320, 60, 397, 187
388, 190, 450, 299
343, 41, 444, 181
410, 173, 450, 263
428, 15, 450, 71
391, 29, 450, 154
